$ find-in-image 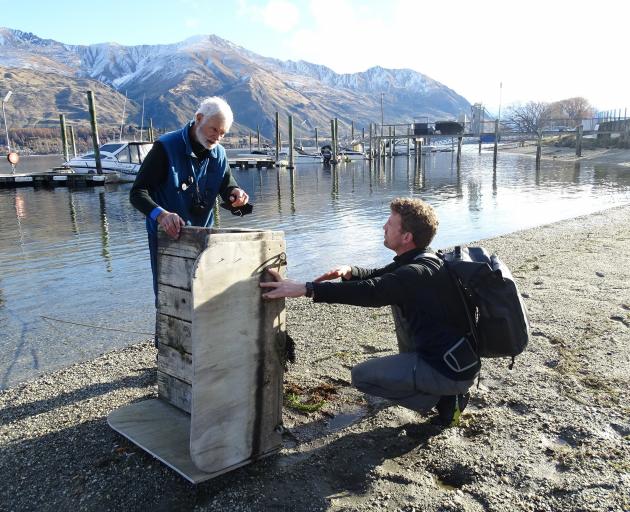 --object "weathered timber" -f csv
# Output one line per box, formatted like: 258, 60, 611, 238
157, 371, 192, 414
157, 285, 192, 322
156, 314, 192, 354
158, 343, 192, 384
